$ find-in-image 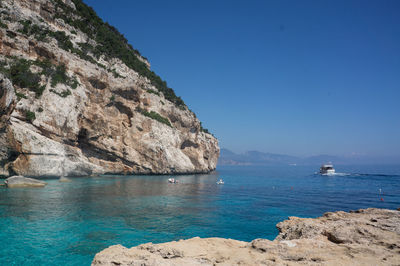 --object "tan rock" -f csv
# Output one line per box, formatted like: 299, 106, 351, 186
4, 175, 47, 187
92, 208, 400, 266
59, 176, 71, 182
